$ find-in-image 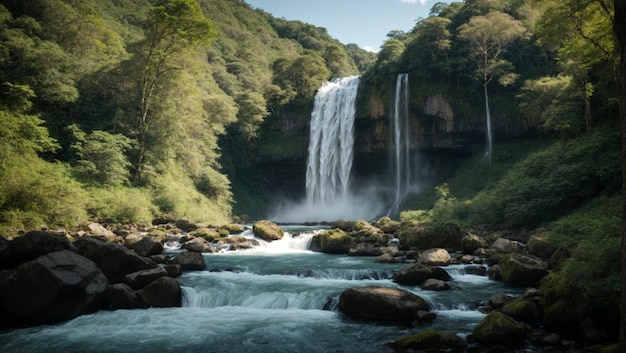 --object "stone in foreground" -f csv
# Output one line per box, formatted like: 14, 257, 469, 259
388, 329, 467, 352
338, 286, 432, 322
